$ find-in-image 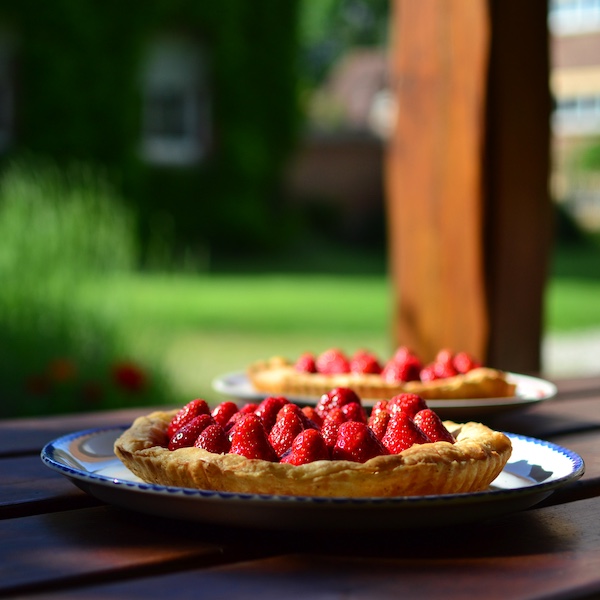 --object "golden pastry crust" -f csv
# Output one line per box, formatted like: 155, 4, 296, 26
114, 410, 512, 497
247, 358, 516, 401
